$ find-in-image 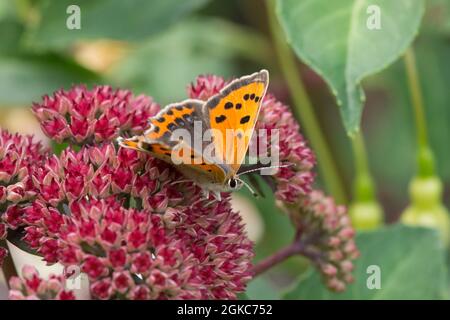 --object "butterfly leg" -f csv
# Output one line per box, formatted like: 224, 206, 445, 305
200, 188, 210, 200
170, 179, 192, 186
213, 191, 221, 201
190, 190, 215, 207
